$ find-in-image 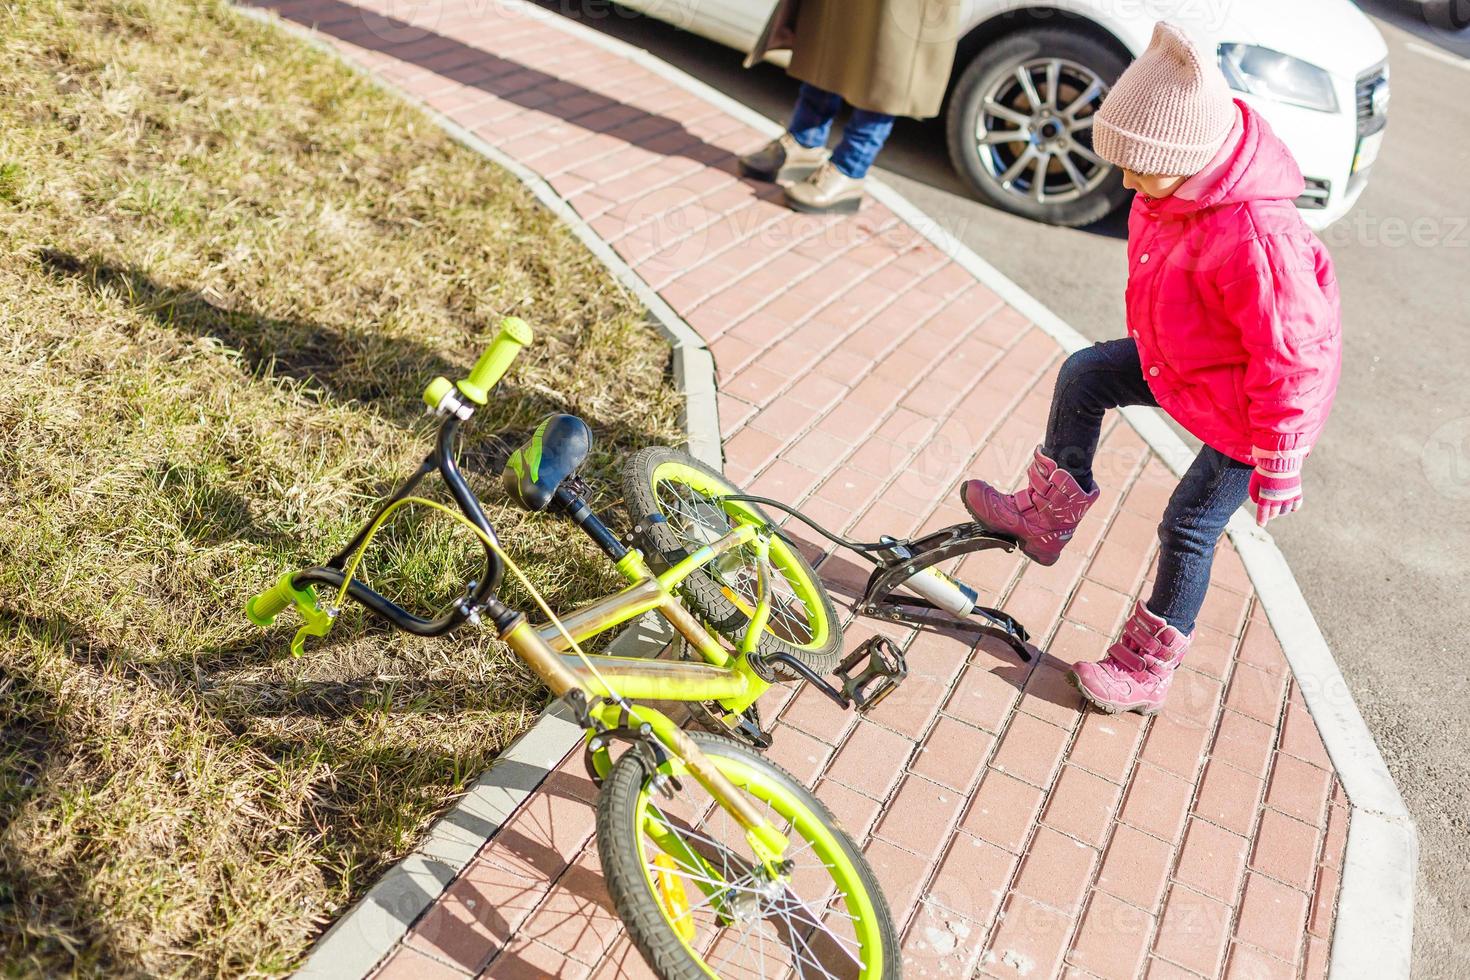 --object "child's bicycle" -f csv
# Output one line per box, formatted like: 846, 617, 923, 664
247, 319, 900, 978
246, 318, 1036, 978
